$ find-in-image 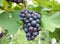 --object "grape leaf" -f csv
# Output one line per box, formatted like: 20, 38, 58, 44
0, 0, 3, 4
57, 40, 60, 44
0, 11, 20, 34
49, 28, 60, 40
42, 12, 60, 32
28, 5, 42, 14
33, 0, 60, 11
